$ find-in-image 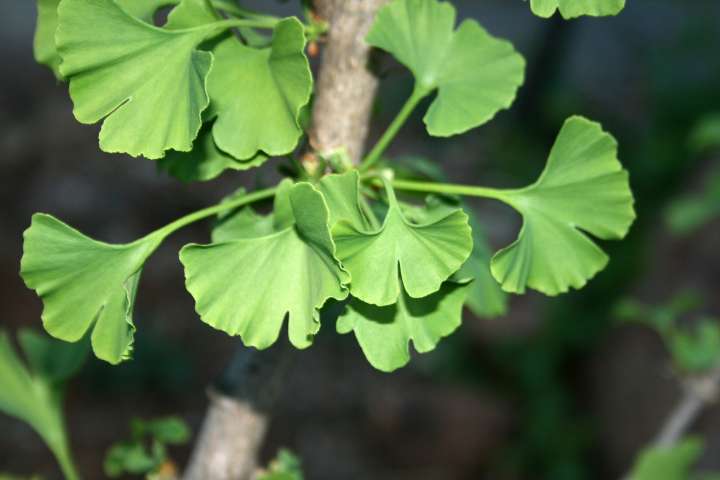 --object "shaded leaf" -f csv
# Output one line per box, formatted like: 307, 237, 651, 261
209, 18, 312, 159
528, 0, 625, 19
158, 122, 268, 182
333, 181, 472, 306
458, 207, 507, 318
338, 280, 470, 372
56, 0, 222, 158
181, 182, 349, 349
490, 116, 635, 295
367, 0, 525, 136
17, 329, 88, 383
21, 214, 161, 364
